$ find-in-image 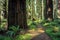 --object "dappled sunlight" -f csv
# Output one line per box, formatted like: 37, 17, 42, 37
53, 26, 60, 32
48, 8, 51, 11
27, 28, 45, 38
28, 28, 45, 34
37, 28, 45, 33
15, 33, 31, 40
0, 0, 60, 40
48, 18, 52, 21
57, 10, 60, 18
